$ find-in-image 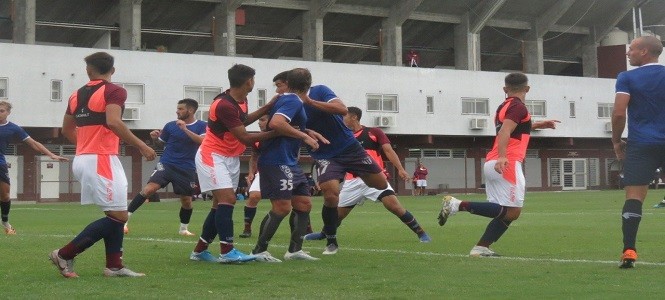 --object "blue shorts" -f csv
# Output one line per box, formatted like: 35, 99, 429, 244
259, 164, 310, 200
622, 143, 665, 186
315, 142, 383, 183
148, 162, 198, 196
0, 164, 8, 185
